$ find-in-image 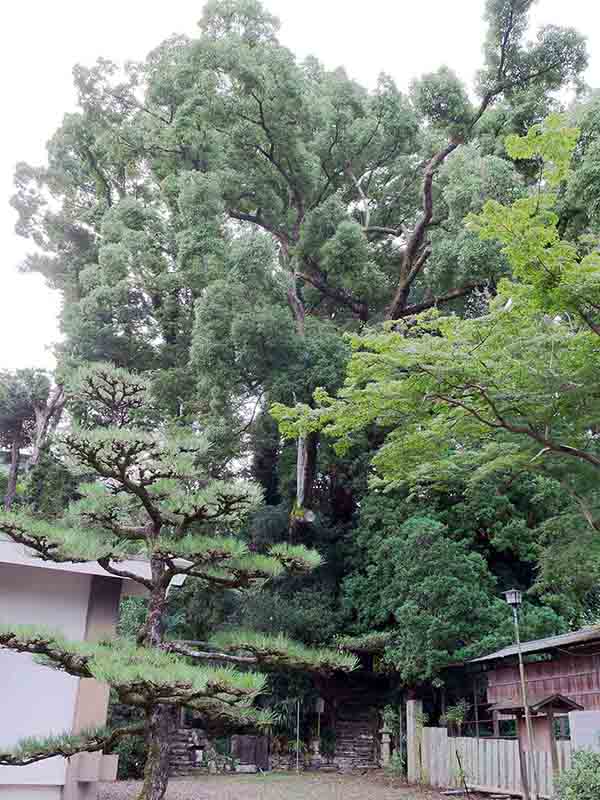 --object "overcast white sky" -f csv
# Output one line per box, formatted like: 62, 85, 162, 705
1, 0, 599, 371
